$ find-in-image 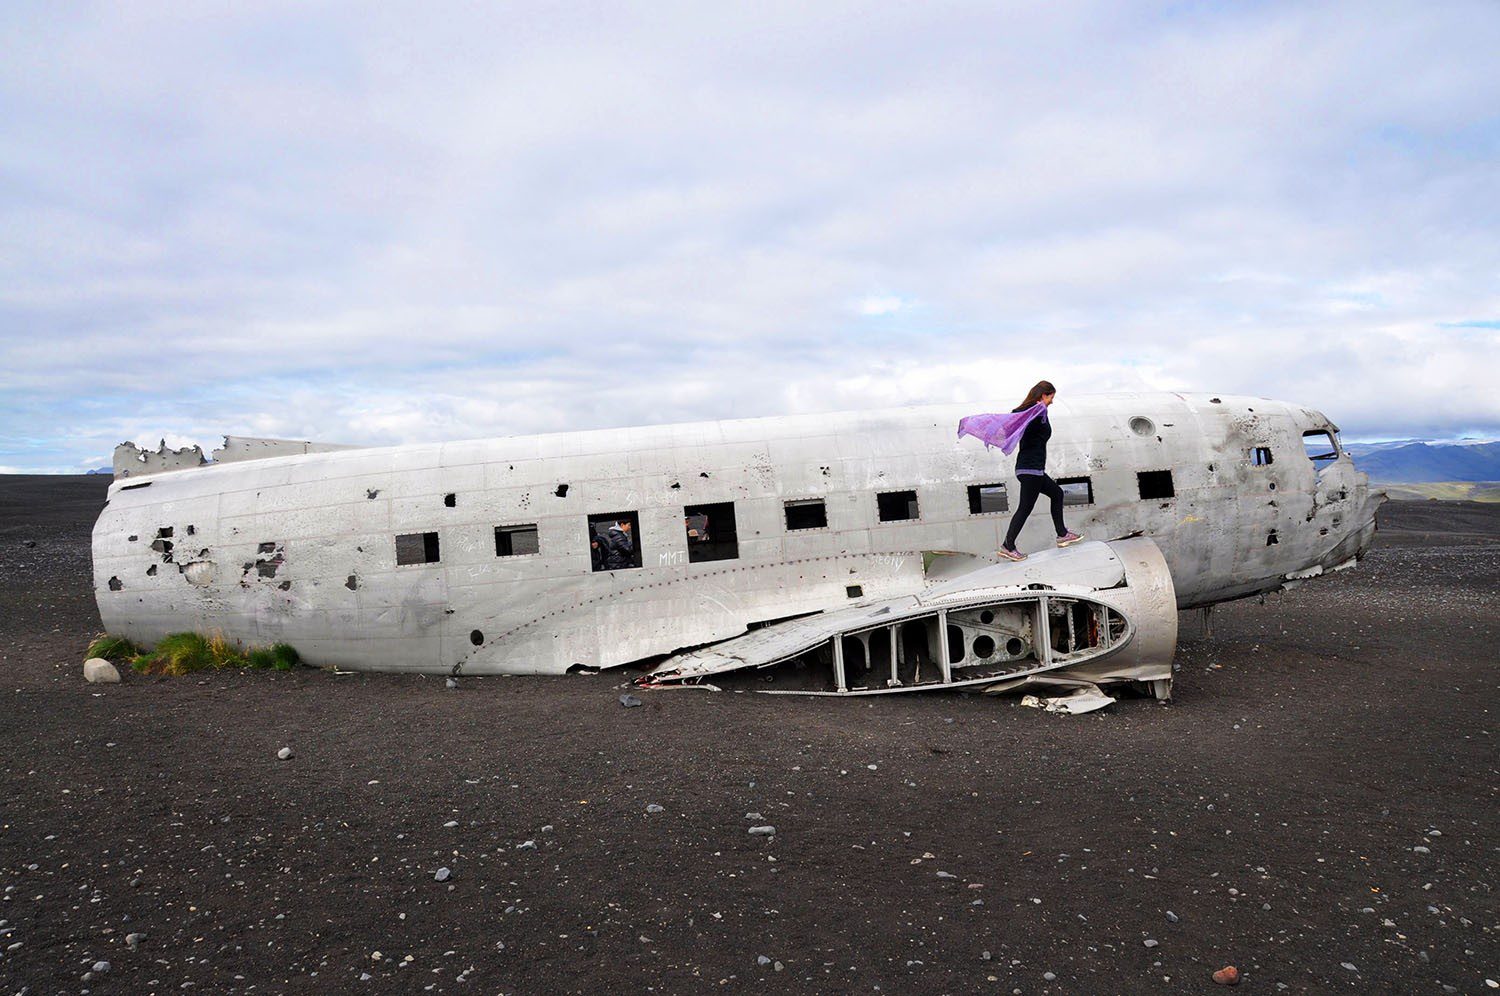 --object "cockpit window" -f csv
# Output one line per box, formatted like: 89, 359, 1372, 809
1302, 430, 1338, 462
